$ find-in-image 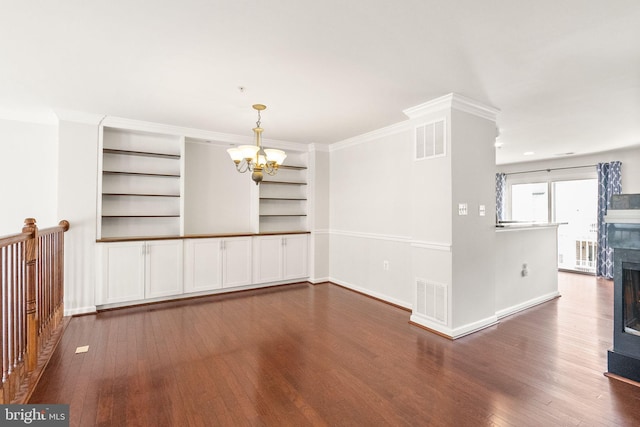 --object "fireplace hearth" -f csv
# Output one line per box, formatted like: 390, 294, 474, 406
605, 194, 640, 383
